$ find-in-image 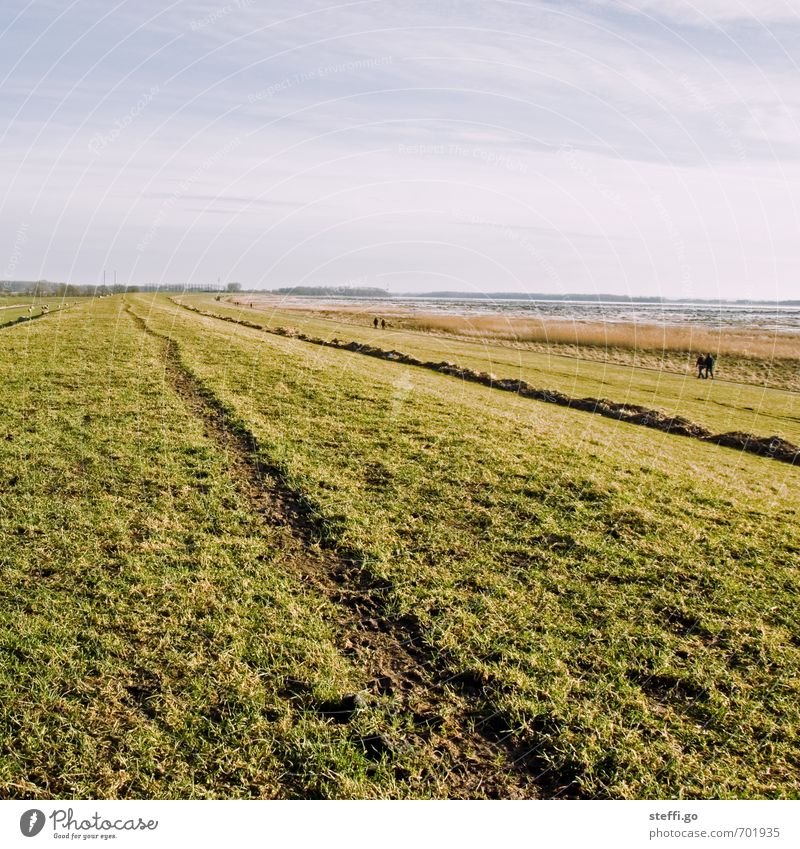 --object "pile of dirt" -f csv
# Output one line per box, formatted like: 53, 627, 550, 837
704, 432, 800, 464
